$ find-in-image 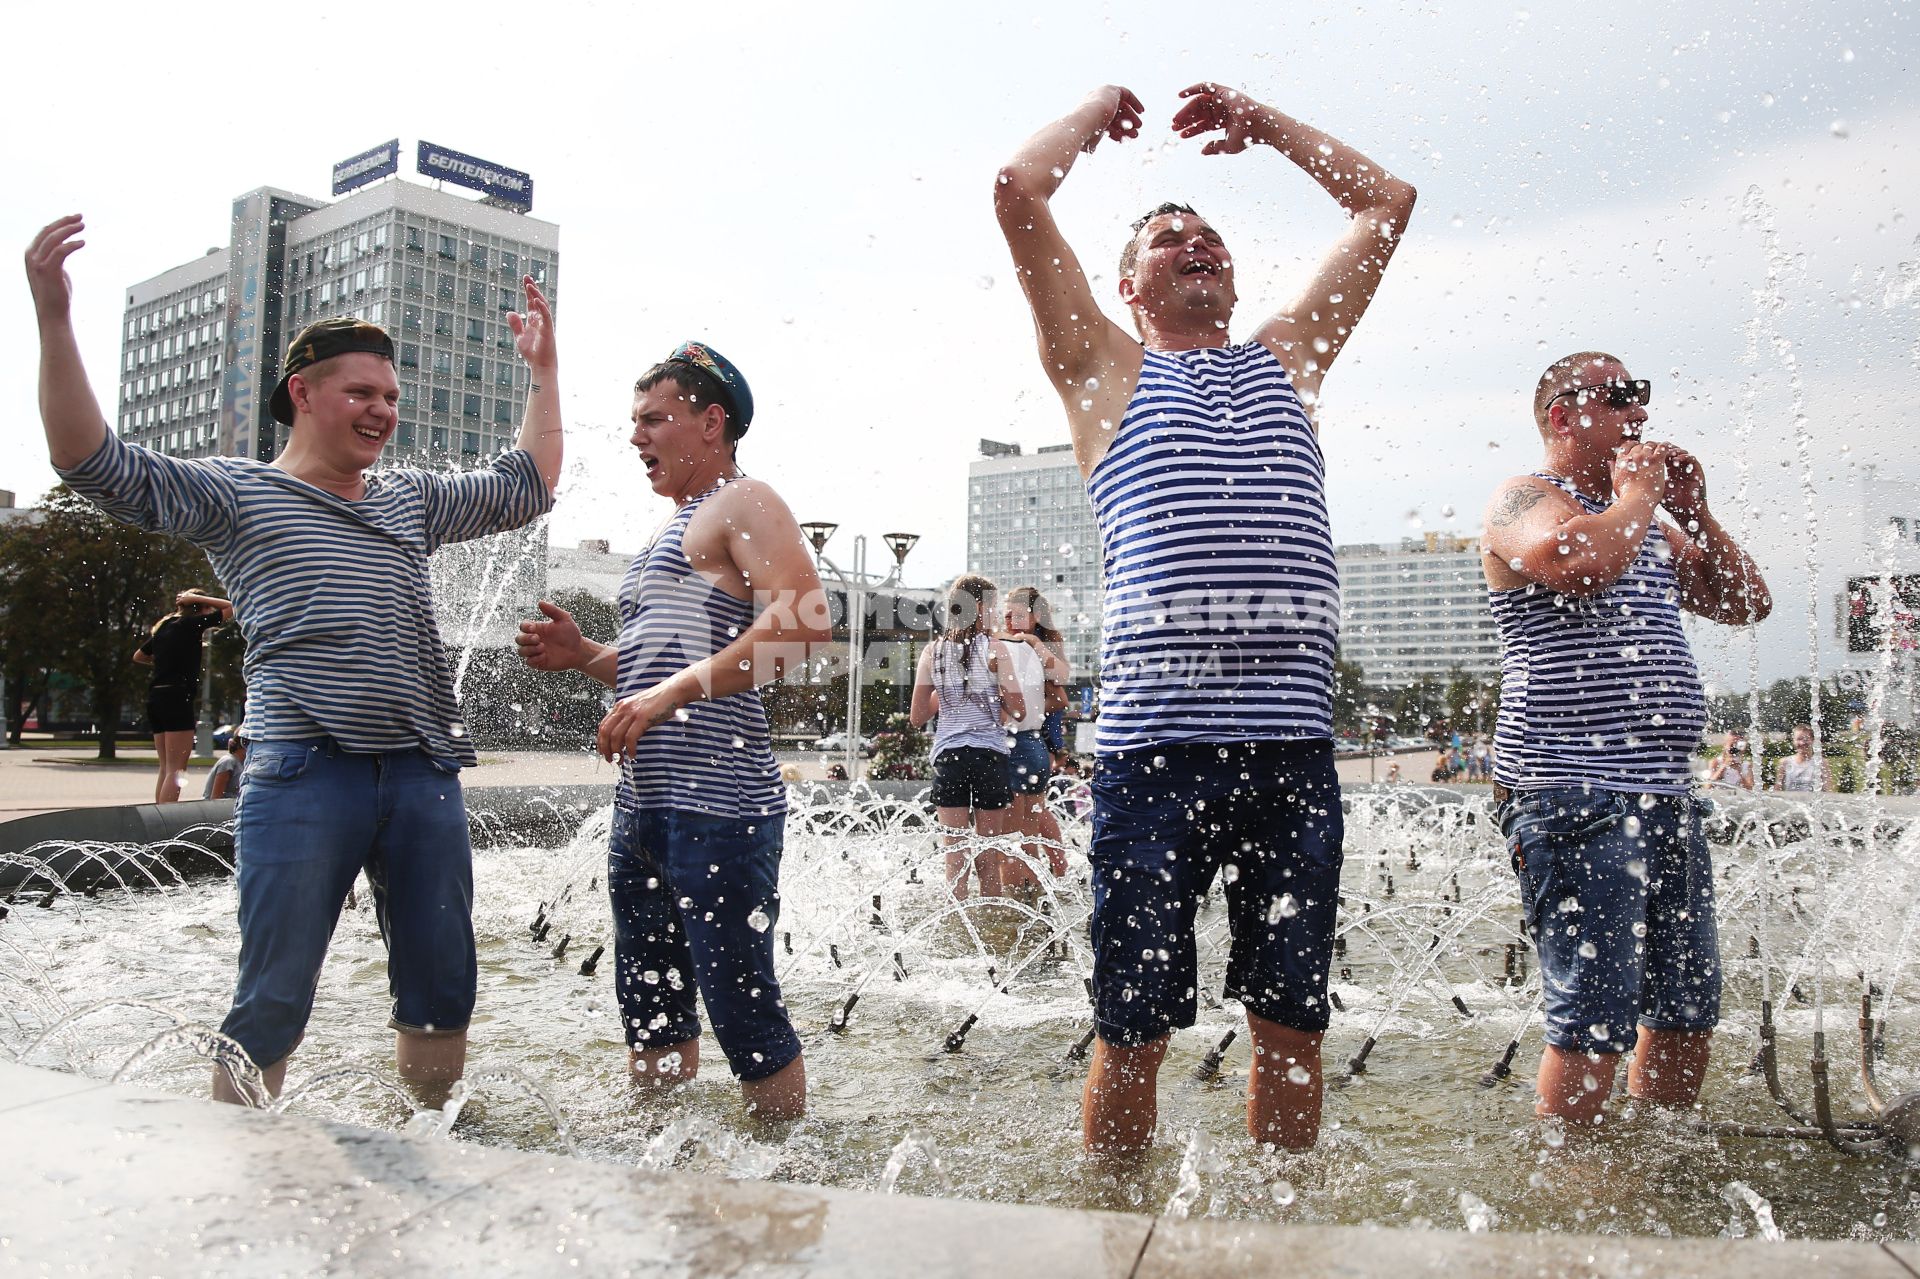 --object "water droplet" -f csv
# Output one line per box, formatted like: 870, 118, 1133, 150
1267, 893, 1299, 923
1271, 1180, 1296, 1206
976, 275, 995, 290
1578, 941, 1599, 959
1285, 1064, 1311, 1085
747, 907, 770, 933
1830, 119, 1850, 138
673, 707, 691, 722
